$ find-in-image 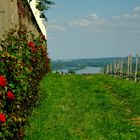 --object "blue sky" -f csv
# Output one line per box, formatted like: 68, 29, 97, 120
46, 0, 140, 60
